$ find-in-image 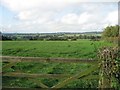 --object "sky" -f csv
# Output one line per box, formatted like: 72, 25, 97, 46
0, 0, 119, 33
